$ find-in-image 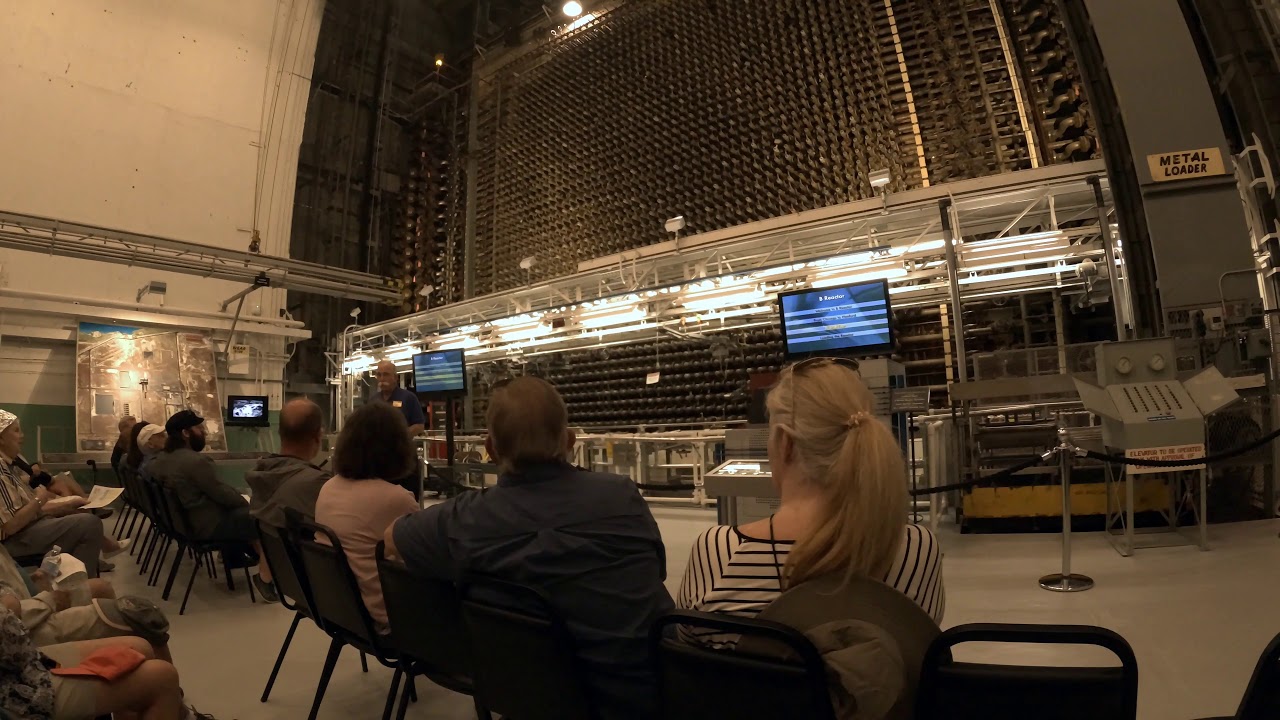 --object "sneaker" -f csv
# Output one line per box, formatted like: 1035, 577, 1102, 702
103, 538, 132, 560
99, 560, 115, 573
252, 573, 280, 604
